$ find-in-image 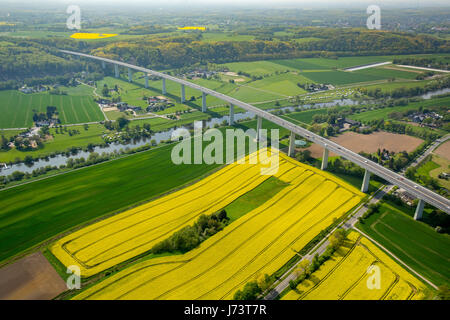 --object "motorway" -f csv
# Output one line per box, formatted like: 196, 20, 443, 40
60, 50, 450, 214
